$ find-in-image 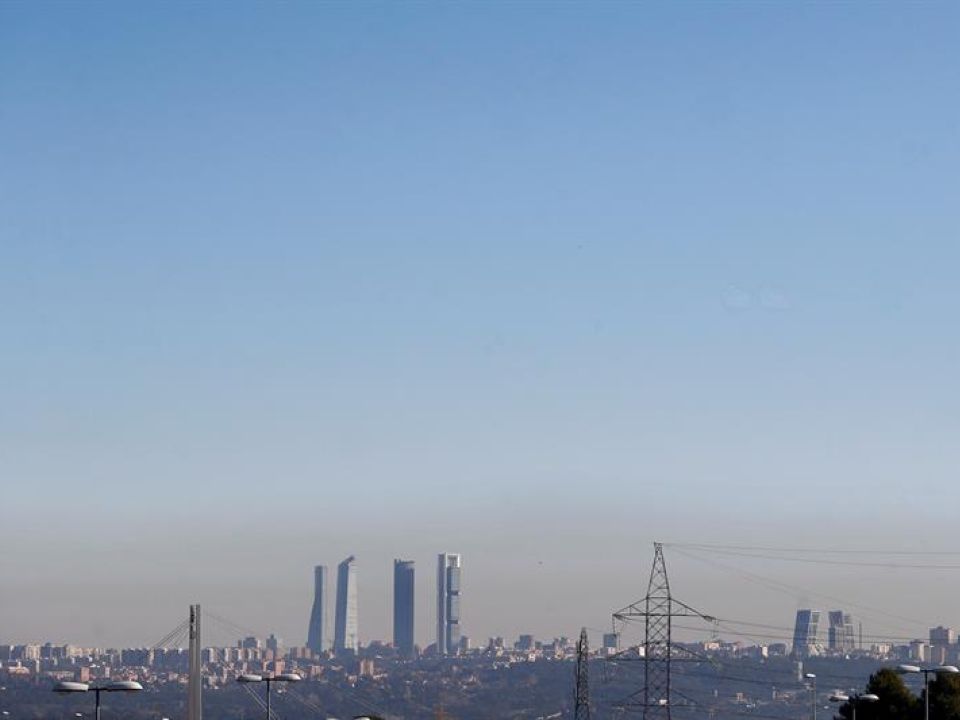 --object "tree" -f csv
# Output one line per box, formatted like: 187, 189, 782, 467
836, 668, 919, 720
926, 671, 960, 720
